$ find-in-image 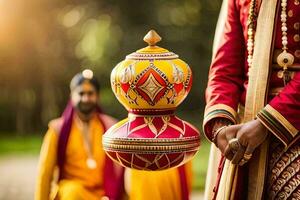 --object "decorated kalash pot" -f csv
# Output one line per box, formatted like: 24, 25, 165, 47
103, 30, 200, 170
